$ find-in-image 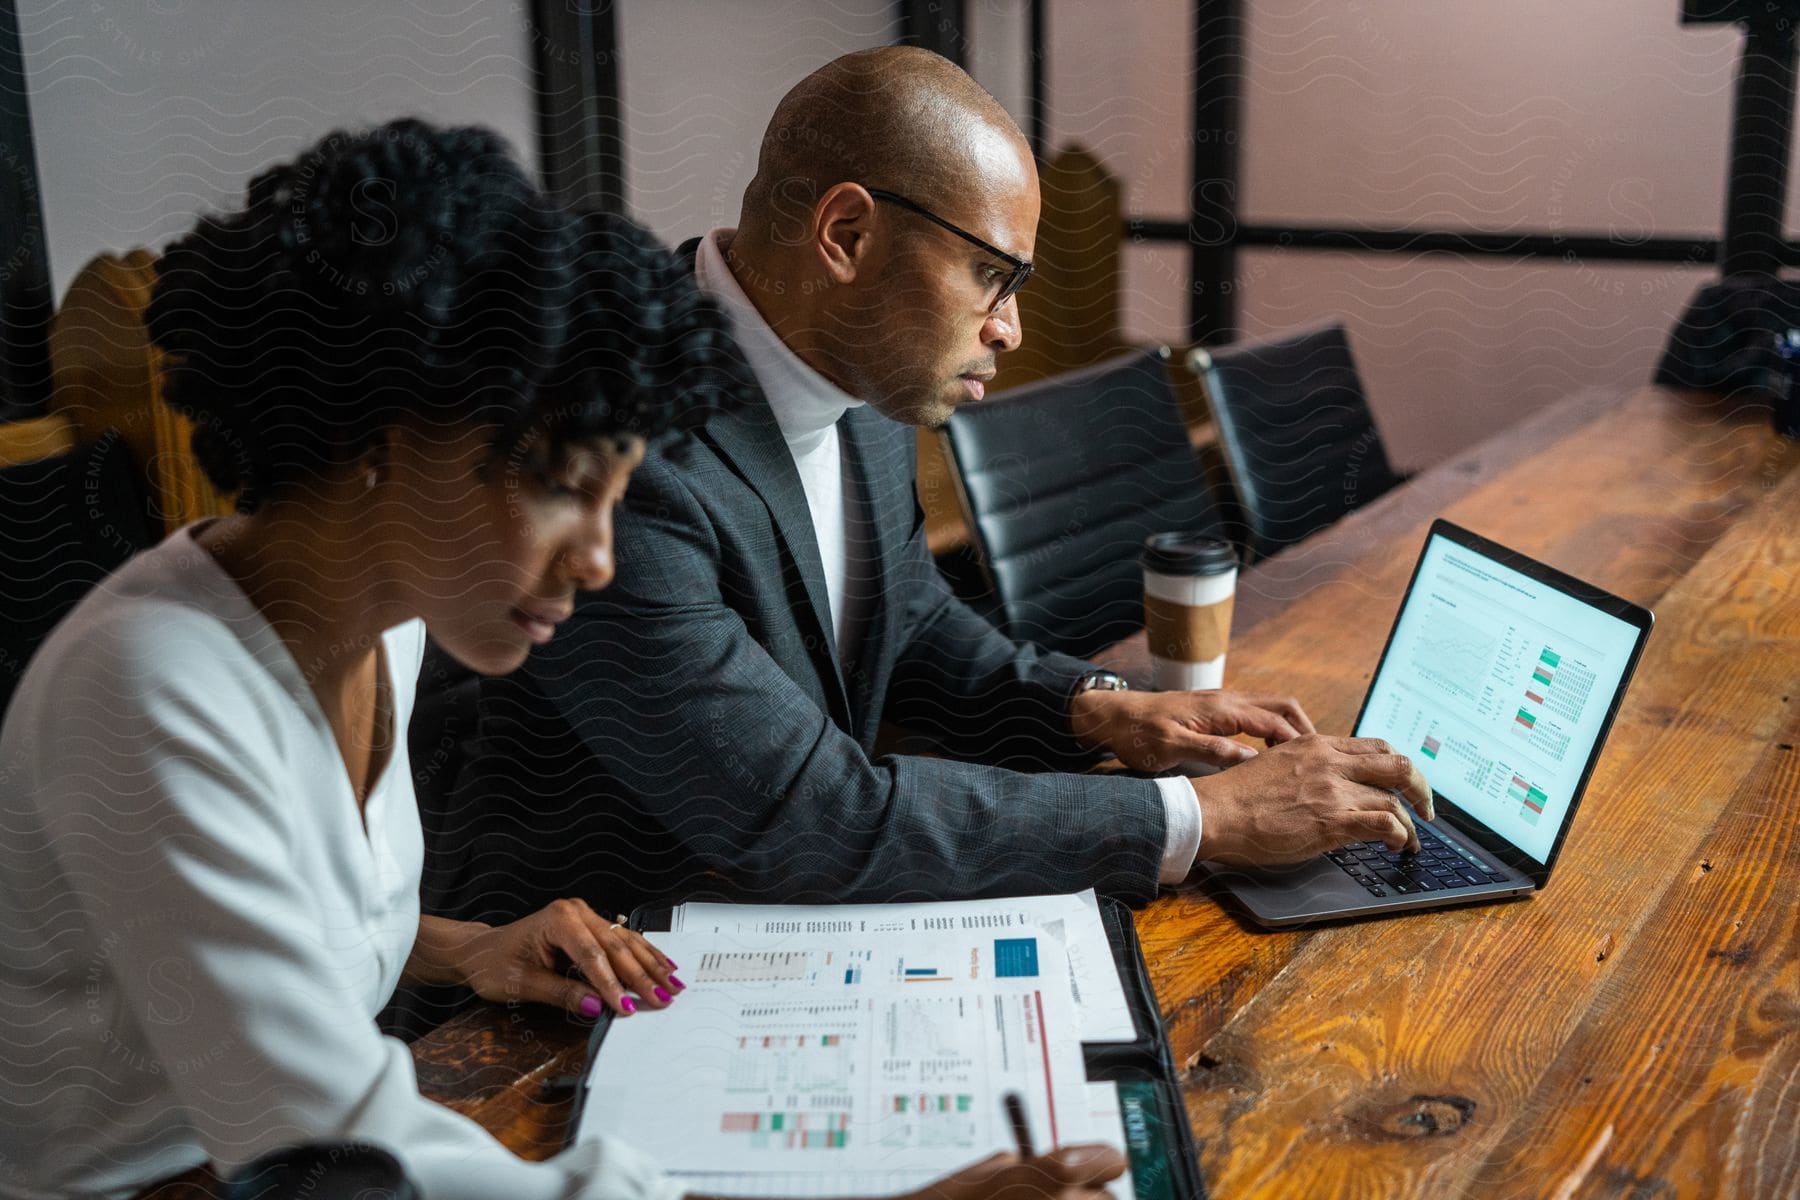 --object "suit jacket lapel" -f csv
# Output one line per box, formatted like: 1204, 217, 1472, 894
702, 397, 852, 723
838, 407, 908, 739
